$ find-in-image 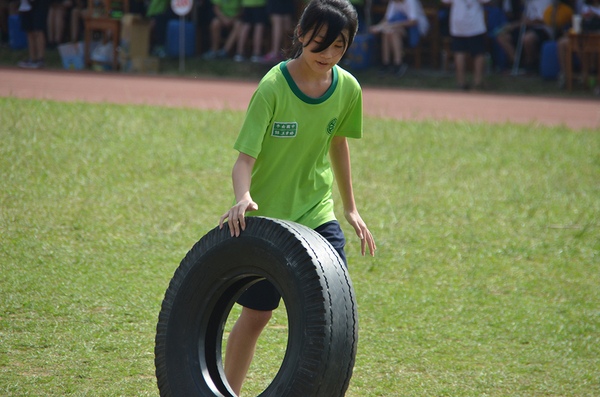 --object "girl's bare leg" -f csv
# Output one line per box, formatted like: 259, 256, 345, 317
224, 307, 272, 396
